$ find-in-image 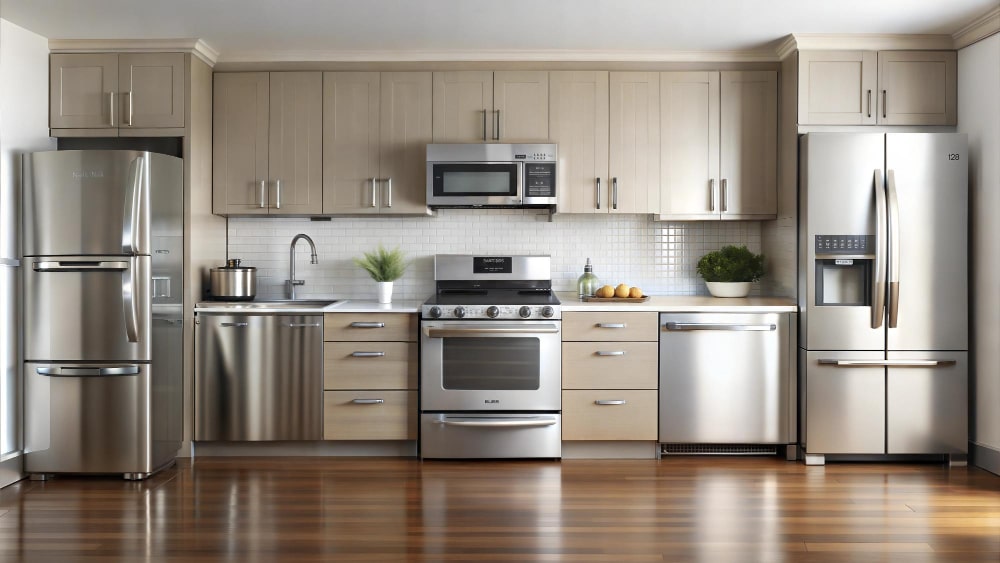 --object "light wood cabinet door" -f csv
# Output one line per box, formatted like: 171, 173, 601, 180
324, 391, 418, 440
719, 70, 777, 220
549, 71, 610, 214
324, 313, 418, 343
659, 71, 720, 219
118, 53, 185, 129
322, 72, 381, 214
268, 72, 323, 215
493, 71, 548, 142
798, 50, 877, 125
212, 72, 270, 215
432, 71, 493, 142
50, 53, 118, 129
562, 312, 659, 342
877, 51, 957, 126
562, 342, 658, 389
323, 342, 418, 390
609, 72, 660, 214
562, 390, 658, 441
379, 72, 432, 214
